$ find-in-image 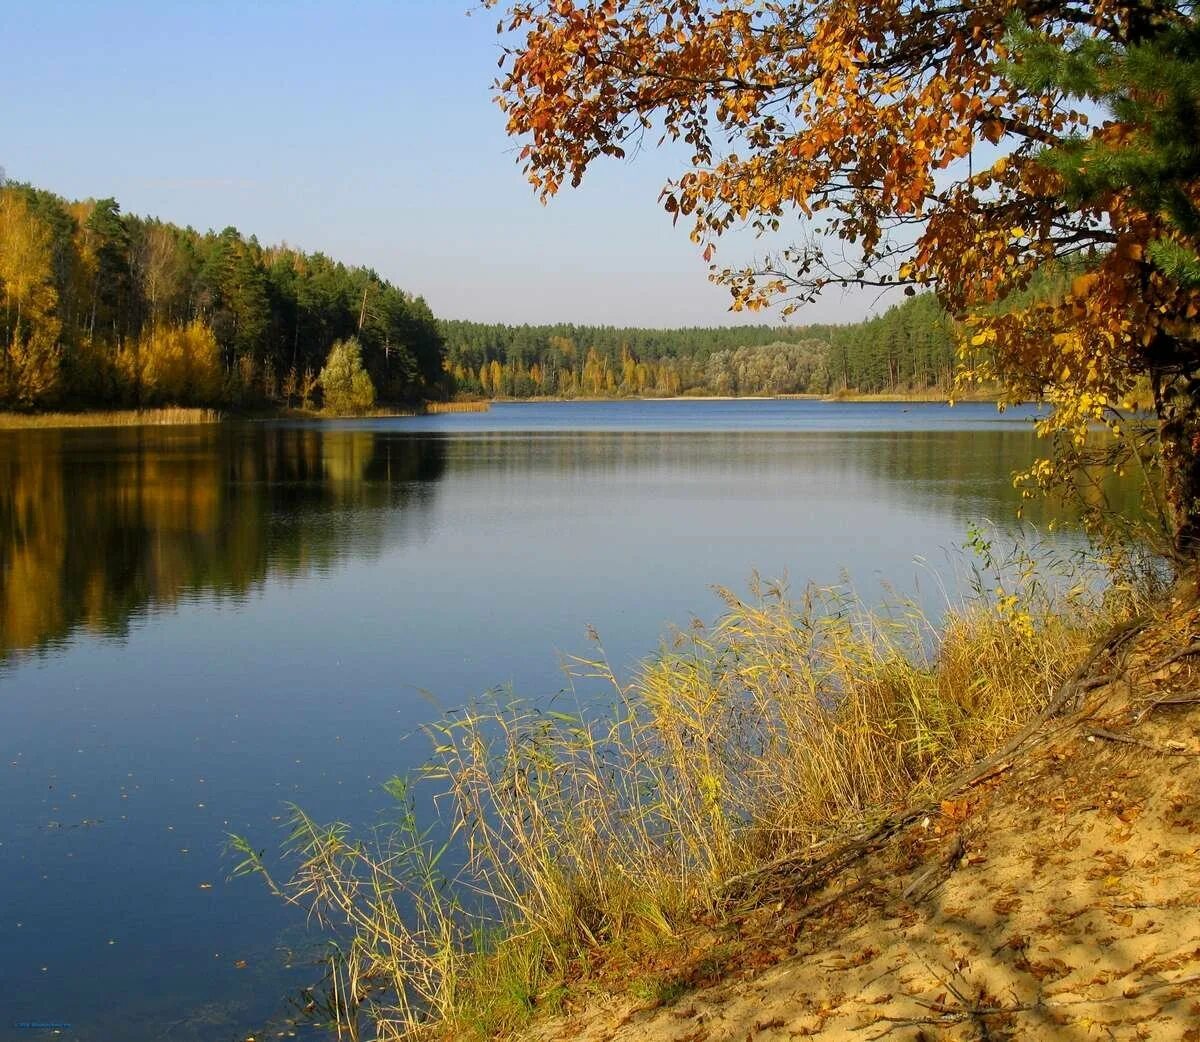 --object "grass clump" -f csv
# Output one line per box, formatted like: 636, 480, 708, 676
232, 537, 1158, 1041
424, 400, 490, 414
0, 406, 221, 429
